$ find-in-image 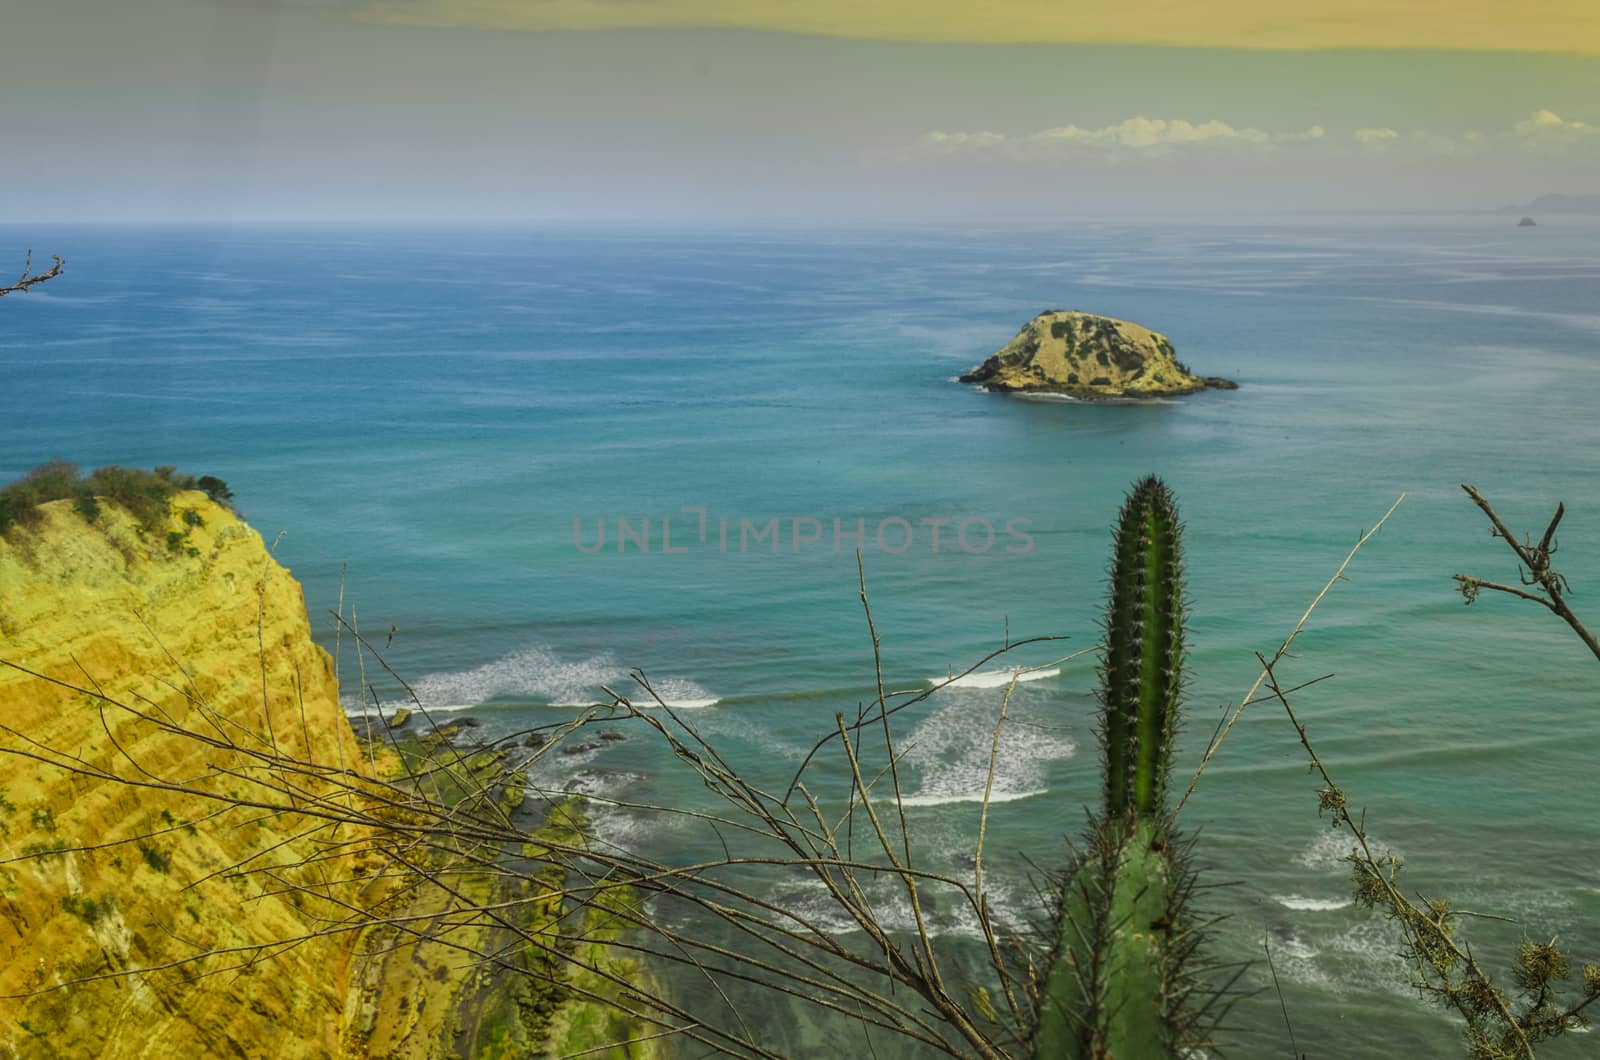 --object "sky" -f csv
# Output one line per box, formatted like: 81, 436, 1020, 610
2, 0, 1597, 222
